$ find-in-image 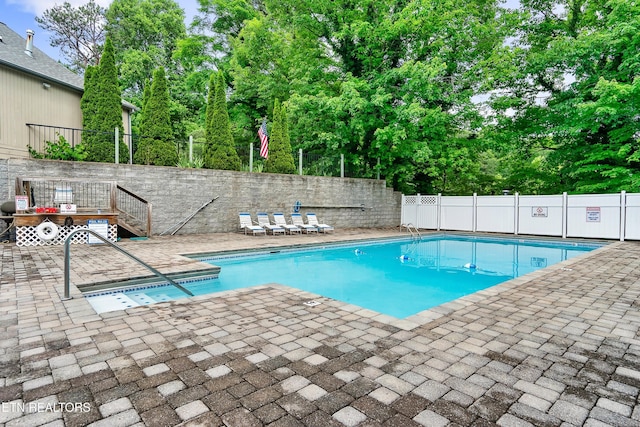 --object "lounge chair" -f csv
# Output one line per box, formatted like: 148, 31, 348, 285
257, 212, 286, 235
239, 212, 266, 236
306, 213, 334, 233
290, 213, 318, 234
273, 212, 301, 234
